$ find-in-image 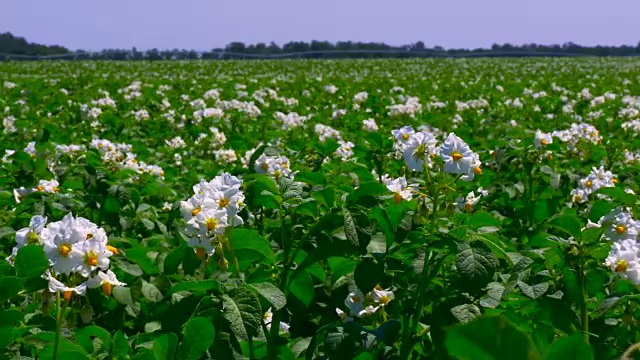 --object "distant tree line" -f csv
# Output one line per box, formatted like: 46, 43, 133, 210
2, 32, 640, 60
0, 32, 69, 57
